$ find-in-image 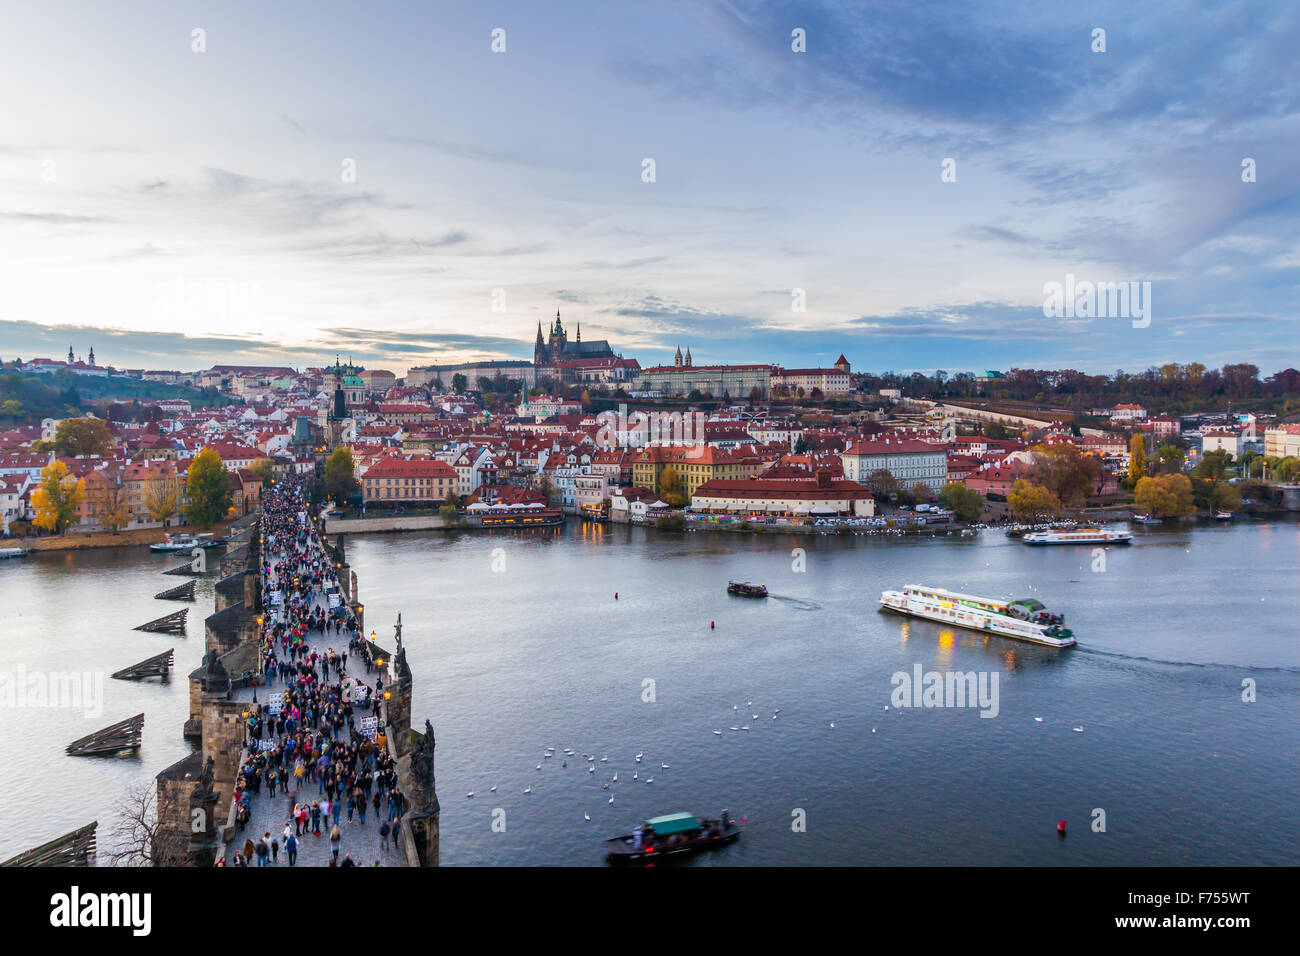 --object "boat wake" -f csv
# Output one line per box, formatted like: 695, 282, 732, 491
1076, 645, 1300, 677
767, 596, 821, 611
